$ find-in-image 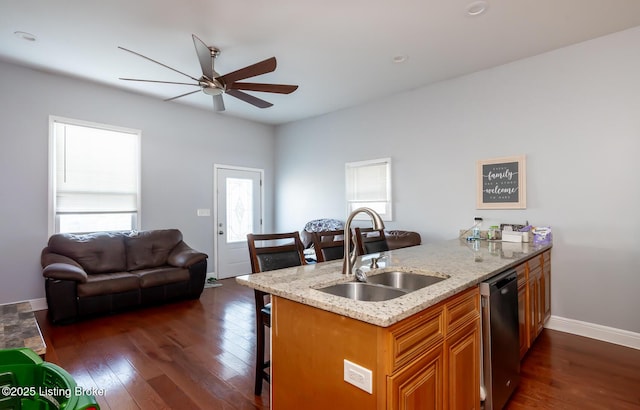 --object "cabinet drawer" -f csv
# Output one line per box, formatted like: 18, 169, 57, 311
527, 254, 541, 272
445, 287, 479, 335
388, 308, 444, 372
